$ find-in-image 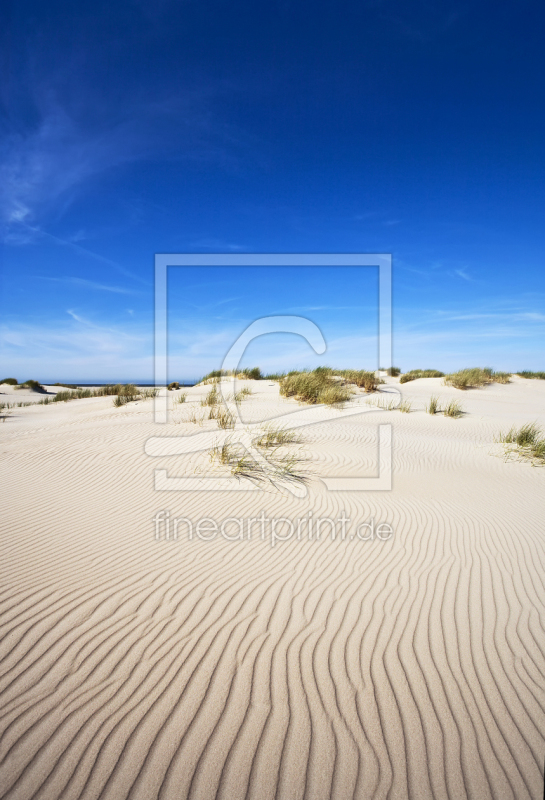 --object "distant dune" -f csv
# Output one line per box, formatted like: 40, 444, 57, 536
1, 376, 544, 799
